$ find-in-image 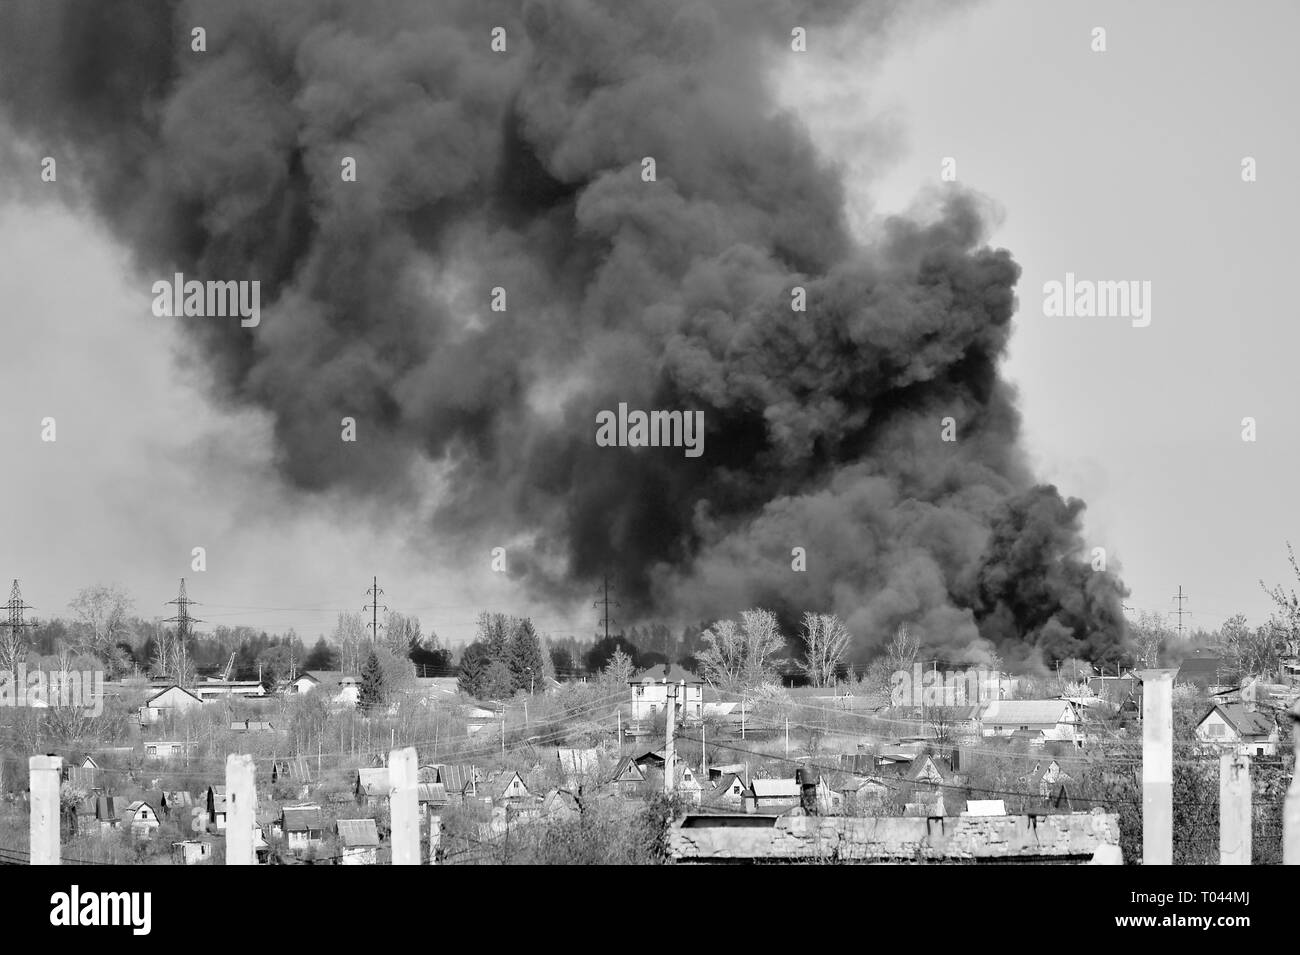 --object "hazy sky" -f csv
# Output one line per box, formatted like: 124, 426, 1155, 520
1, 0, 1294, 644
